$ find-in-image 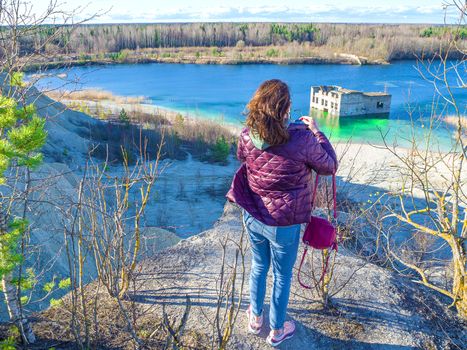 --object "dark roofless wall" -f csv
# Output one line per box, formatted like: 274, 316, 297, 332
339, 93, 391, 117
